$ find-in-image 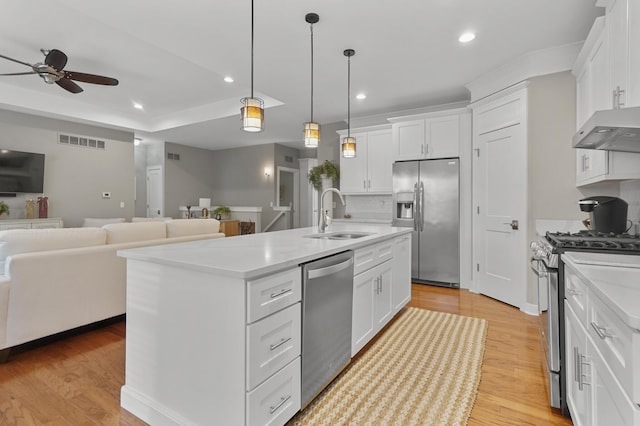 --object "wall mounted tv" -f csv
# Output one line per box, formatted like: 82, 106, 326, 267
0, 150, 45, 194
